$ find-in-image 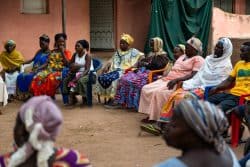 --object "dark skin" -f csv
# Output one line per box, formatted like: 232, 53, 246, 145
13, 114, 55, 167
162, 110, 233, 167
101, 39, 130, 74
209, 44, 250, 95
54, 36, 69, 66
3, 44, 20, 73
214, 41, 224, 58
69, 42, 91, 76
22, 39, 50, 73
166, 43, 199, 89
